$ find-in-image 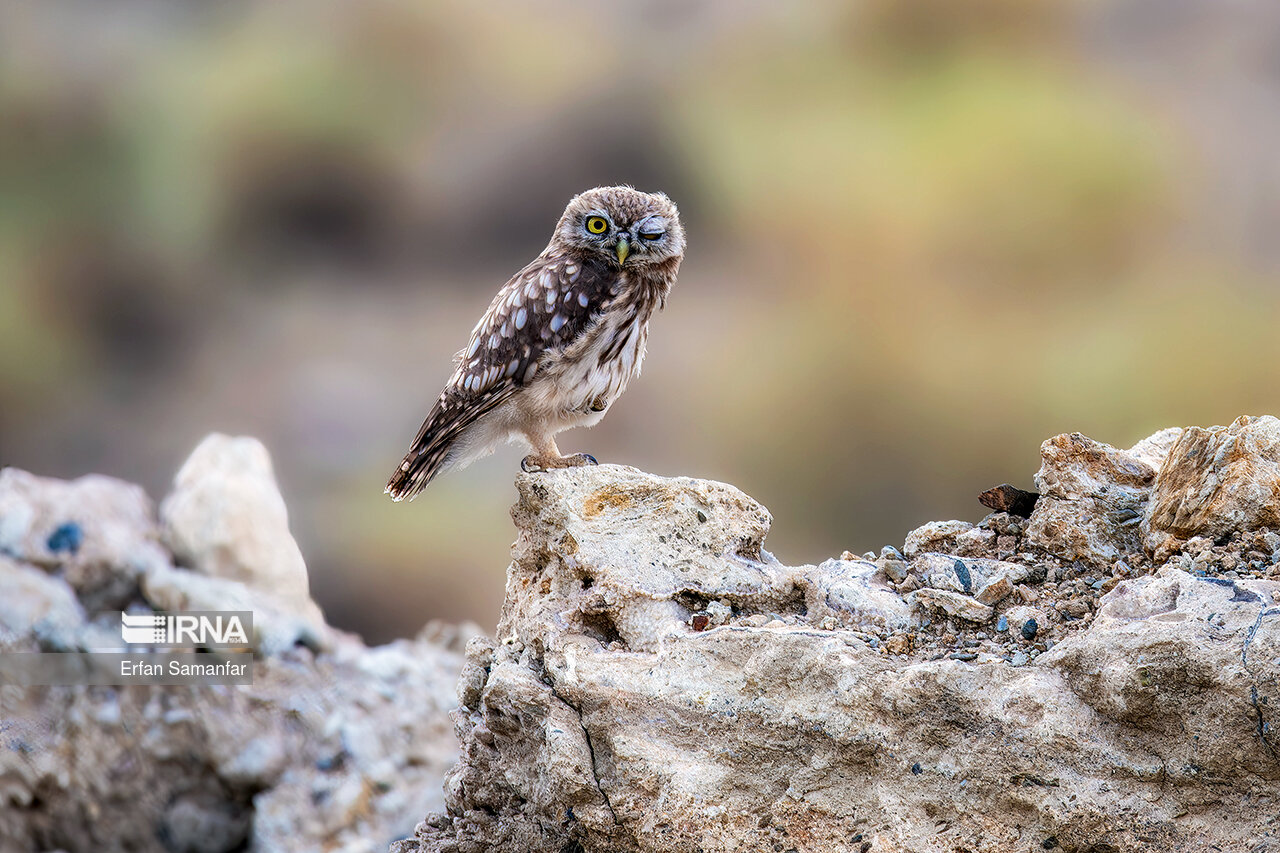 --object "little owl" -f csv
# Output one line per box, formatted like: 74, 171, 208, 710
386, 186, 685, 500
